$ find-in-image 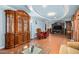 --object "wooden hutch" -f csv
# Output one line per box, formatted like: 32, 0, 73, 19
72, 9, 79, 42
5, 10, 30, 49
